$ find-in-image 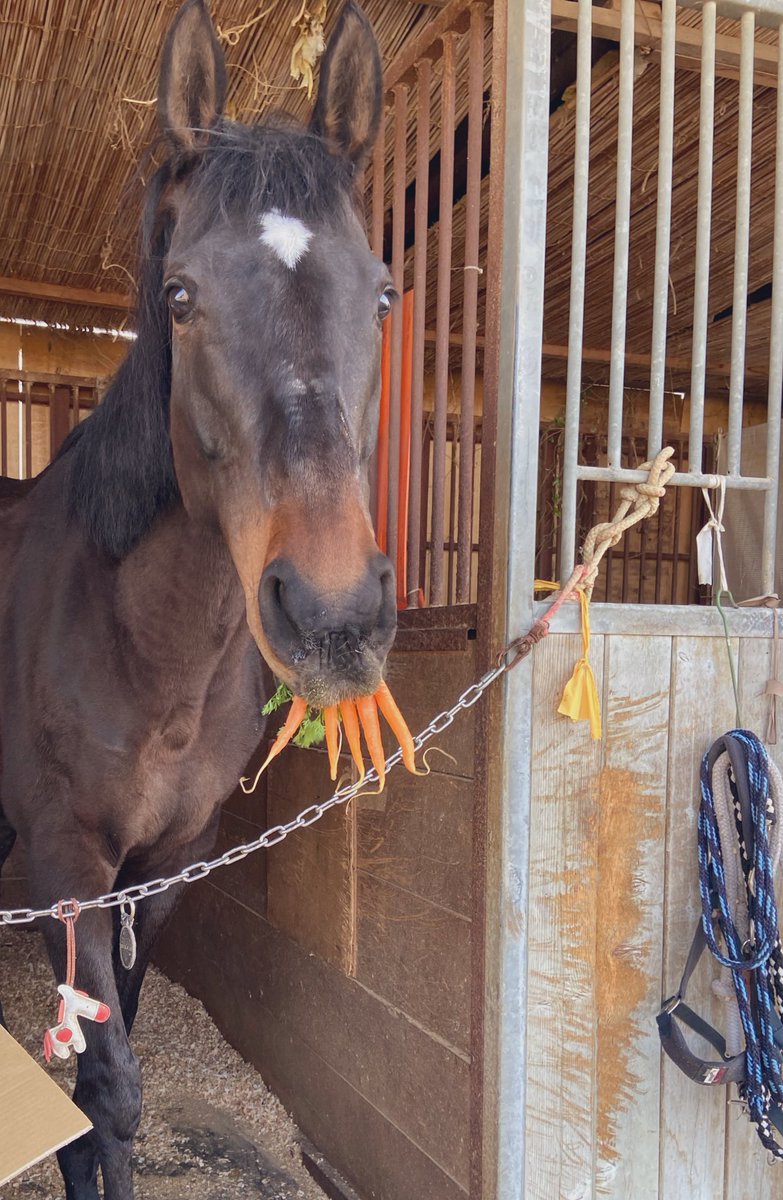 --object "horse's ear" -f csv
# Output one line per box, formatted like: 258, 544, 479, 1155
158, 0, 226, 163
310, 1, 383, 171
